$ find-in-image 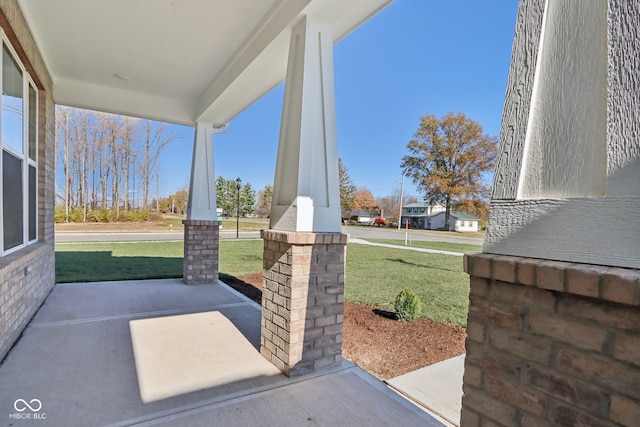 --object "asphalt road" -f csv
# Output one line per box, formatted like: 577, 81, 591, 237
55, 225, 483, 245
342, 225, 484, 246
